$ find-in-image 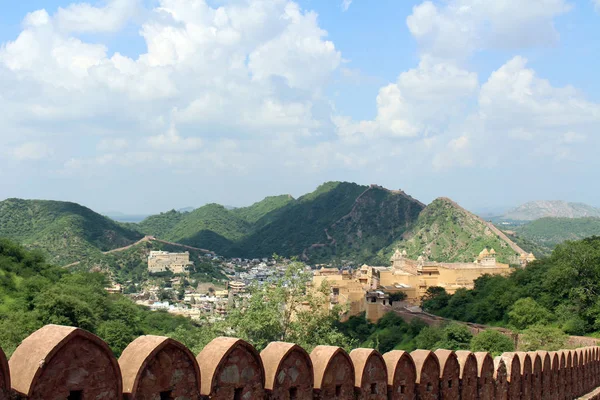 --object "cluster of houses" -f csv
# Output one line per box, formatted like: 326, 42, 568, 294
115, 251, 301, 321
